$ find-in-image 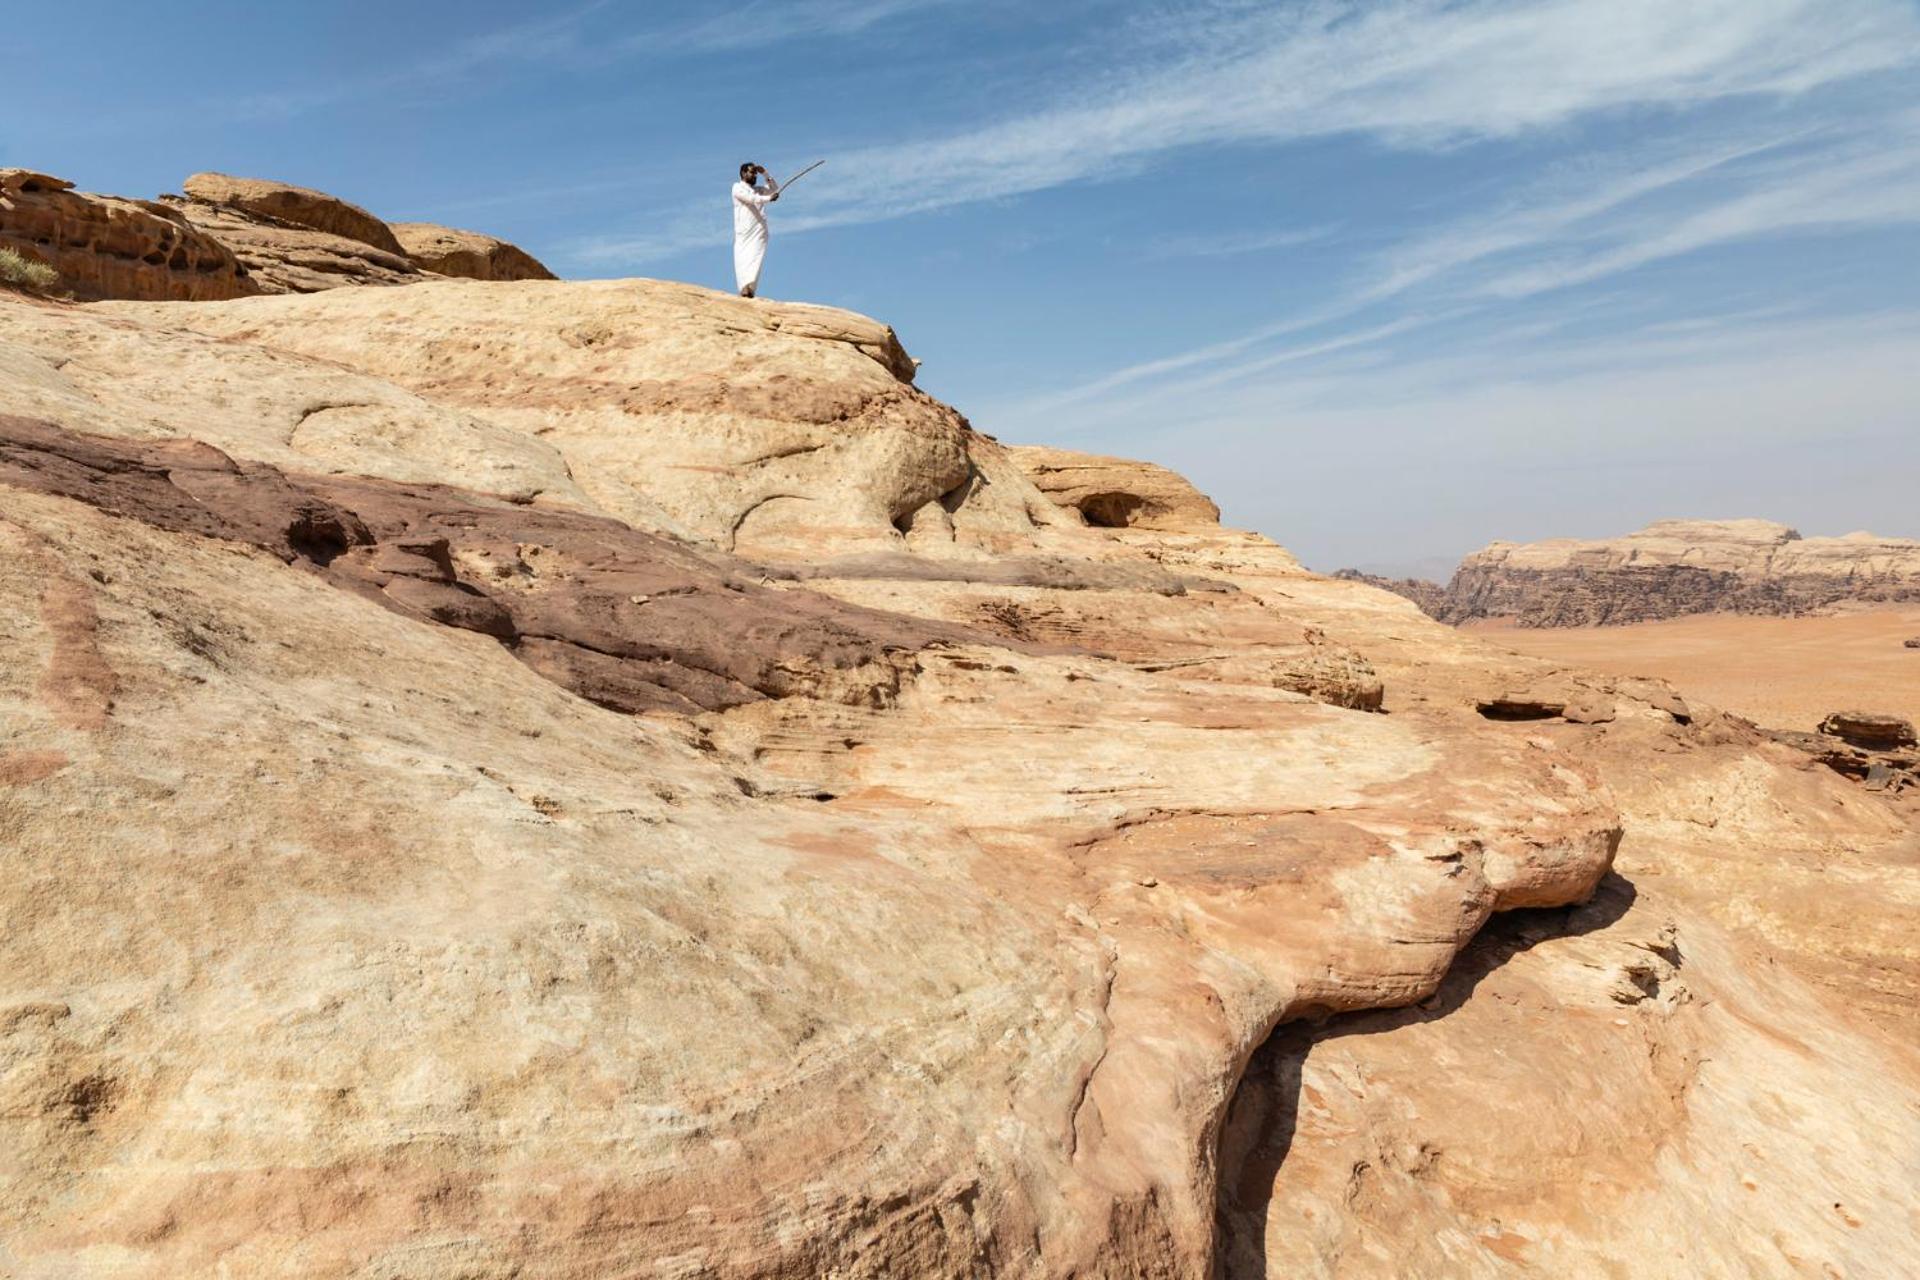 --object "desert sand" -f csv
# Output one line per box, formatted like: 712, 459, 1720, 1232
1472, 608, 1920, 733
